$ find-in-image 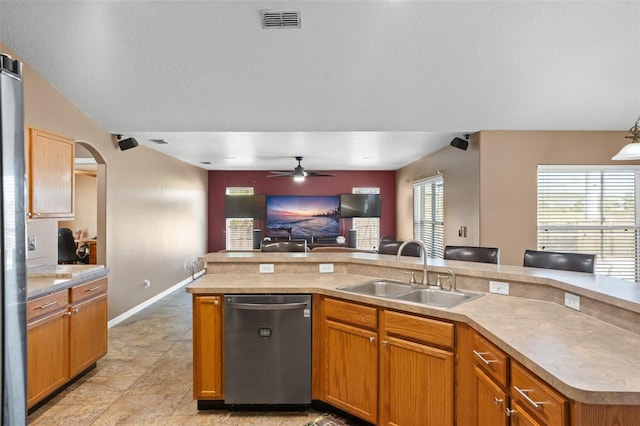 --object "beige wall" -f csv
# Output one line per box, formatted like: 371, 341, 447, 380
3, 43, 209, 319
478, 130, 632, 266
396, 134, 480, 246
